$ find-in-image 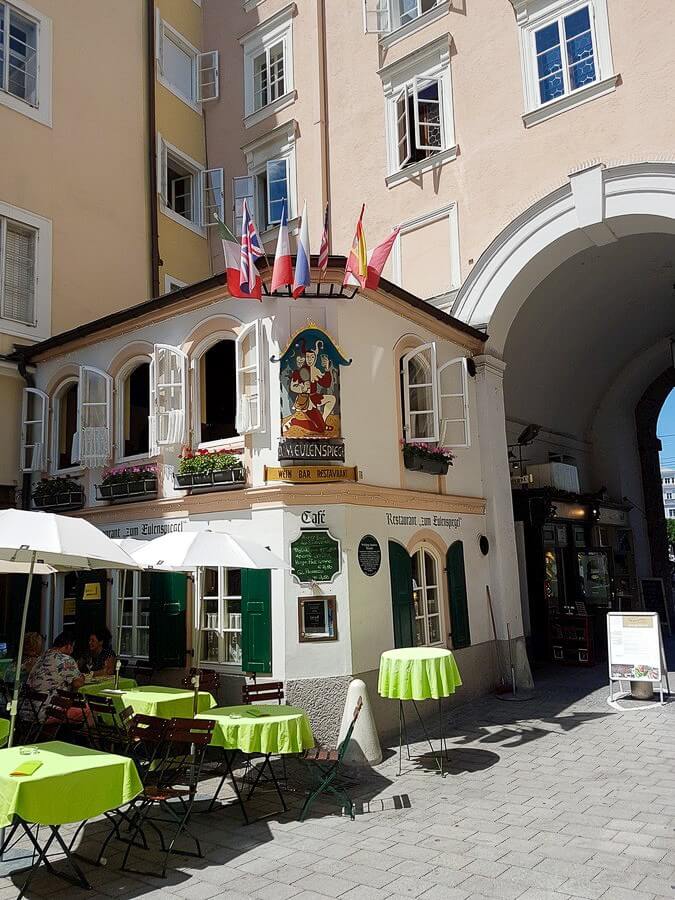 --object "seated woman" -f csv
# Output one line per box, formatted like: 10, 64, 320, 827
85, 628, 116, 678
28, 630, 86, 721
4, 632, 43, 685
